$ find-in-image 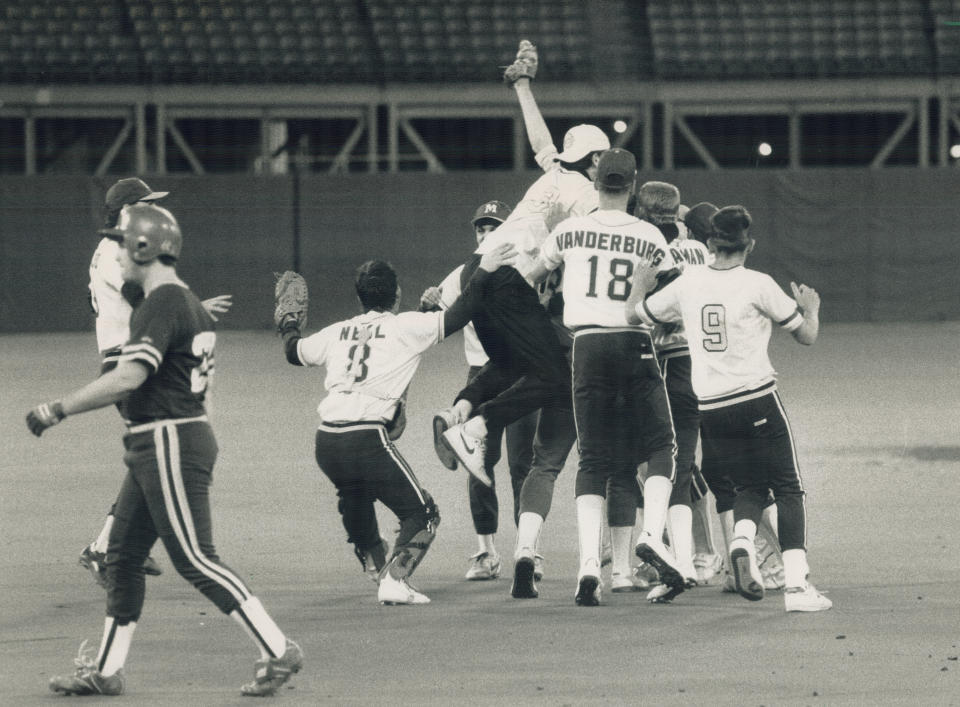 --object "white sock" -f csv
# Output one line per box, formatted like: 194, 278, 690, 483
609, 525, 634, 577
463, 415, 487, 439
761, 503, 779, 540
478, 534, 496, 555
667, 505, 695, 572
231, 597, 286, 660
97, 617, 136, 677
782, 549, 809, 588
733, 519, 758, 544
576, 494, 604, 576
515, 512, 543, 560
640, 476, 672, 539
93, 515, 115, 554
691, 497, 716, 554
